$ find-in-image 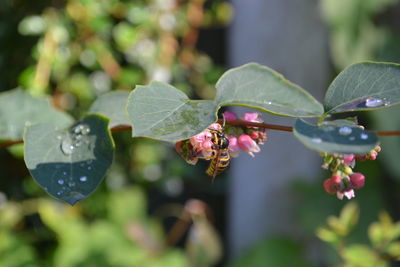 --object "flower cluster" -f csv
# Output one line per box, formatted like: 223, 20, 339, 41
223, 111, 267, 157
321, 145, 381, 200
175, 111, 267, 165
